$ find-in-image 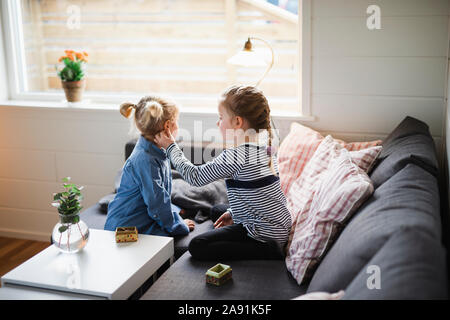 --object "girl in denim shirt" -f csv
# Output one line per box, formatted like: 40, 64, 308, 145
104, 96, 195, 236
